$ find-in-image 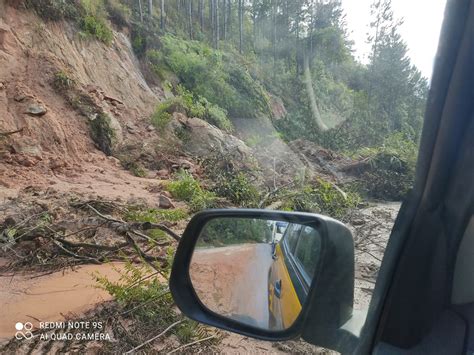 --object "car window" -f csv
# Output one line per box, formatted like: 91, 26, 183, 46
285, 224, 303, 255
294, 226, 322, 280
